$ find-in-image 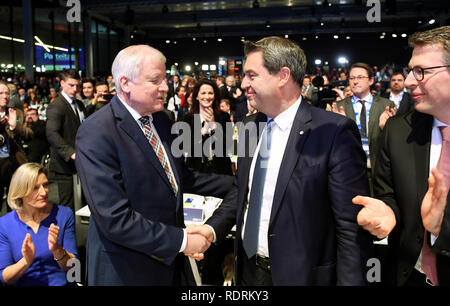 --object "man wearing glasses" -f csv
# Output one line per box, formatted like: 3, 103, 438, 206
333, 62, 395, 195
353, 25, 450, 286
